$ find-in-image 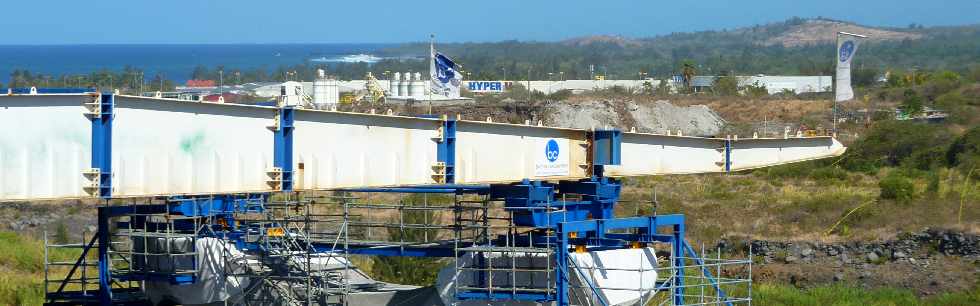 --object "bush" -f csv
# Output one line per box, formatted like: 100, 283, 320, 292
843, 121, 953, 172
946, 127, 980, 168
810, 167, 848, 184
879, 172, 917, 202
